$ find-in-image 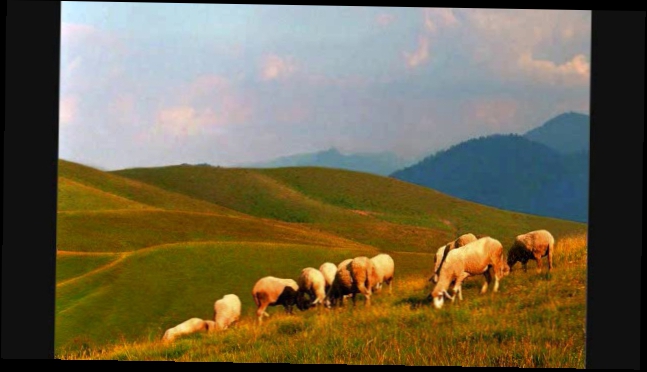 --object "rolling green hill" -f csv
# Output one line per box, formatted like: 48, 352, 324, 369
113, 164, 586, 251
56, 160, 587, 366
